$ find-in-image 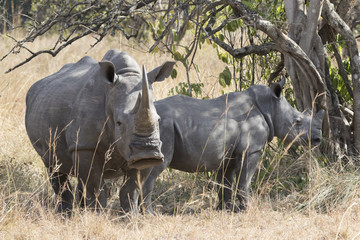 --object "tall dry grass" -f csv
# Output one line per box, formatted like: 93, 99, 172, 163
1, 33, 360, 239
